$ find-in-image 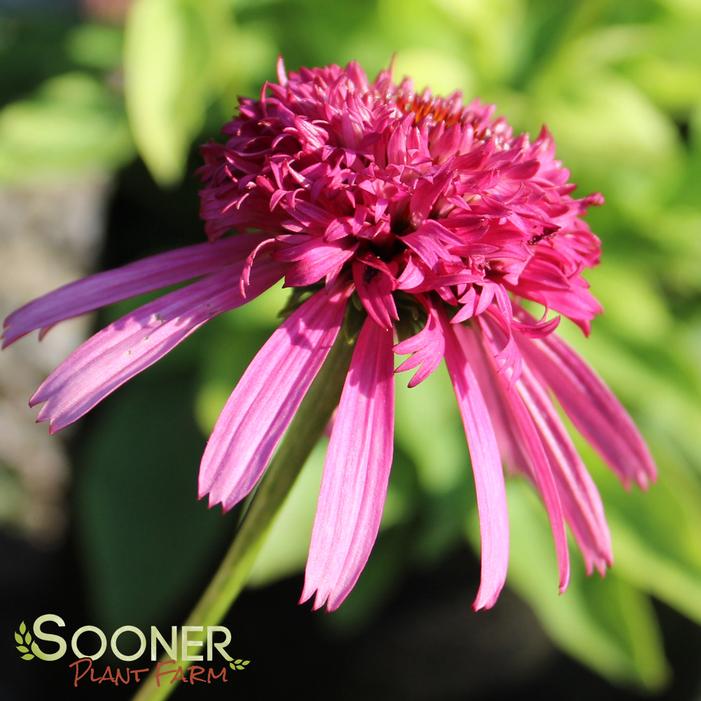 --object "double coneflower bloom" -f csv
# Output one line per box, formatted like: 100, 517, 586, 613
2, 59, 656, 612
